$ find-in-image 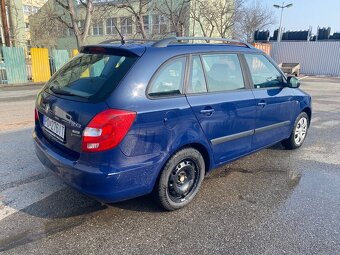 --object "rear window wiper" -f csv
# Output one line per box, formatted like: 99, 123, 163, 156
49, 85, 78, 97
